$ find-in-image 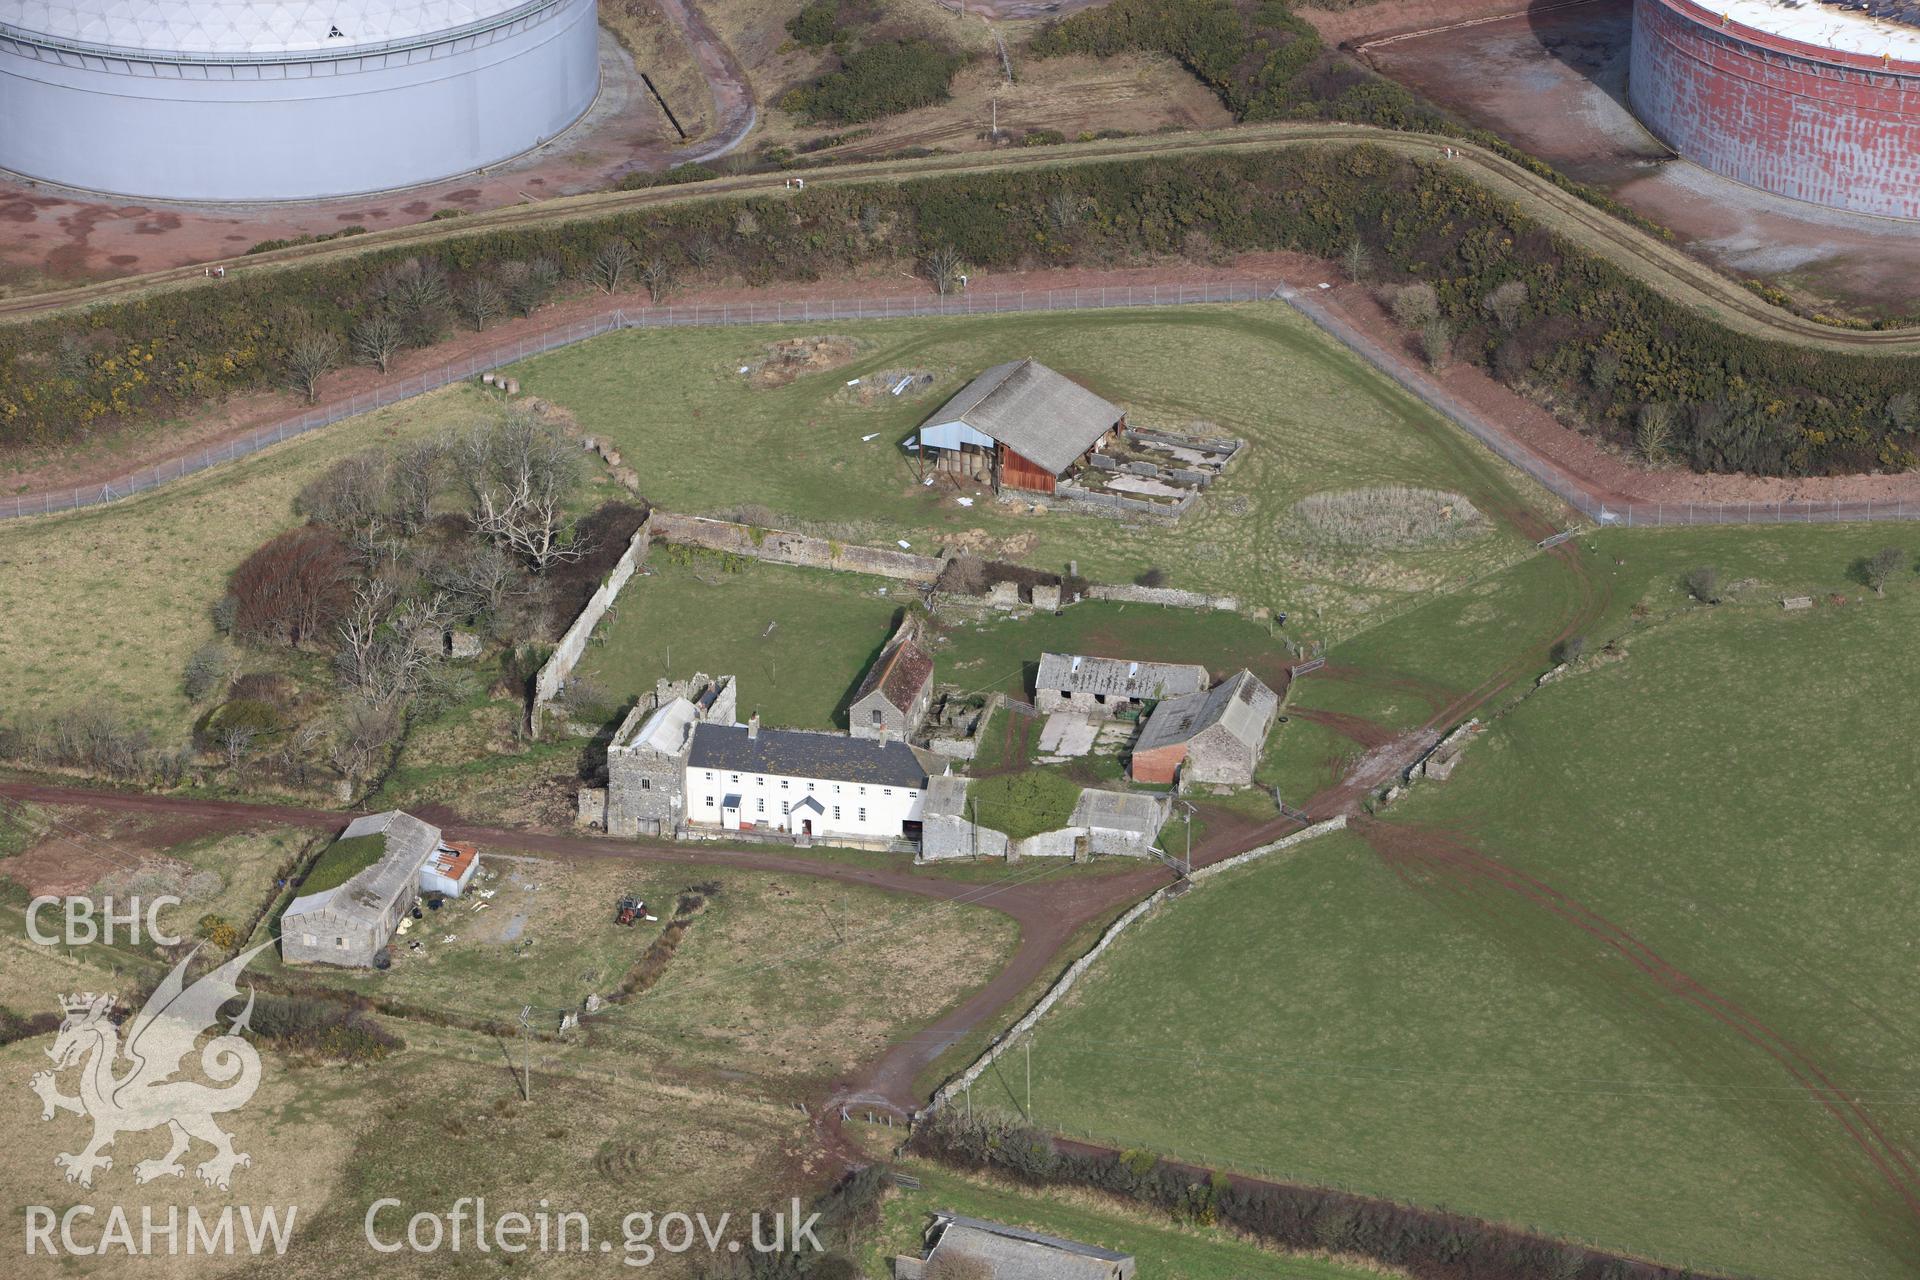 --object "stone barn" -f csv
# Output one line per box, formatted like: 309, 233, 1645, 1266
848, 616, 935, 742
1130, 669, 1280, 785
917, 359, 1124, 494
282, 811, 473, 969
1034, 653, 1209, 718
